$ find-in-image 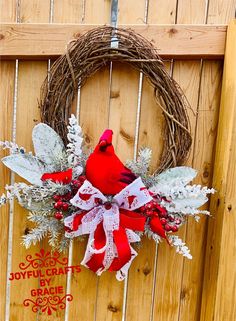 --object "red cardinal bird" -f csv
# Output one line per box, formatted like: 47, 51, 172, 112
85, 129, 136, 195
